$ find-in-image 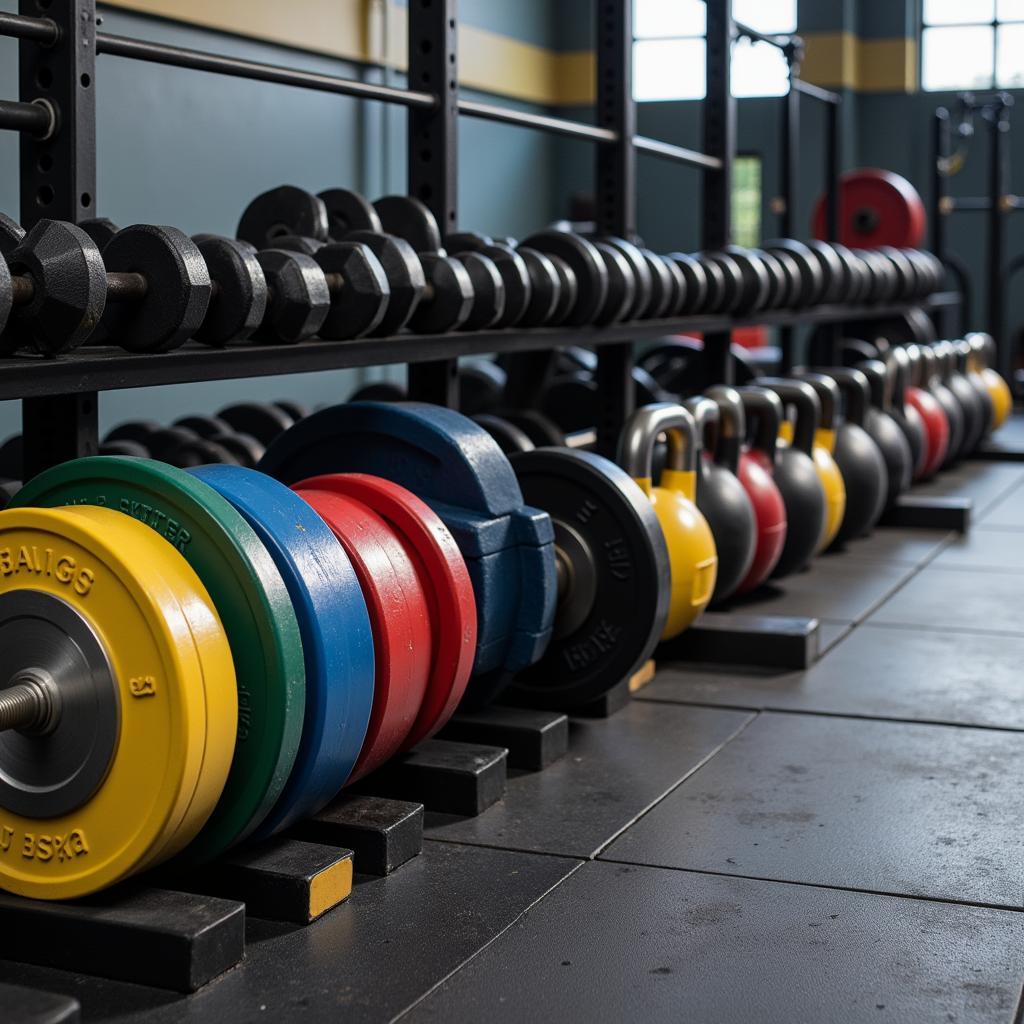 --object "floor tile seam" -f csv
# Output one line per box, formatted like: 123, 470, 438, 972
421, 837, 586, 863
972, 473, 1024, 517
388, 858, 587, 1023
928, 561, 1024, 576
632, 694, 1024, 734
587, 711, 762, 862
863, 618, 1024, 640
593, 857, 1024, 915
1013, 978, 1024, 1024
